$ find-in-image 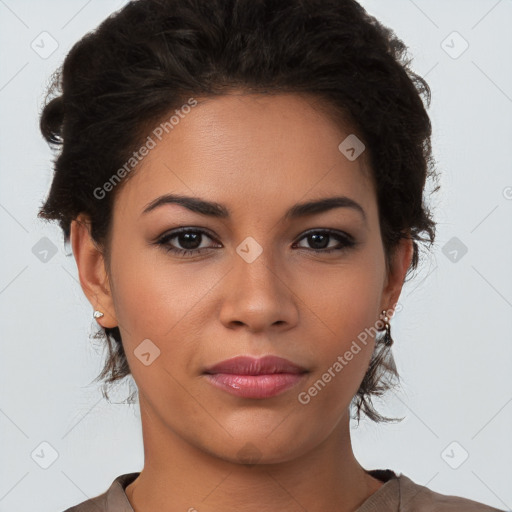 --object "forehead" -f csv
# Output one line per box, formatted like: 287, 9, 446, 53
114, 92, 376, 222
